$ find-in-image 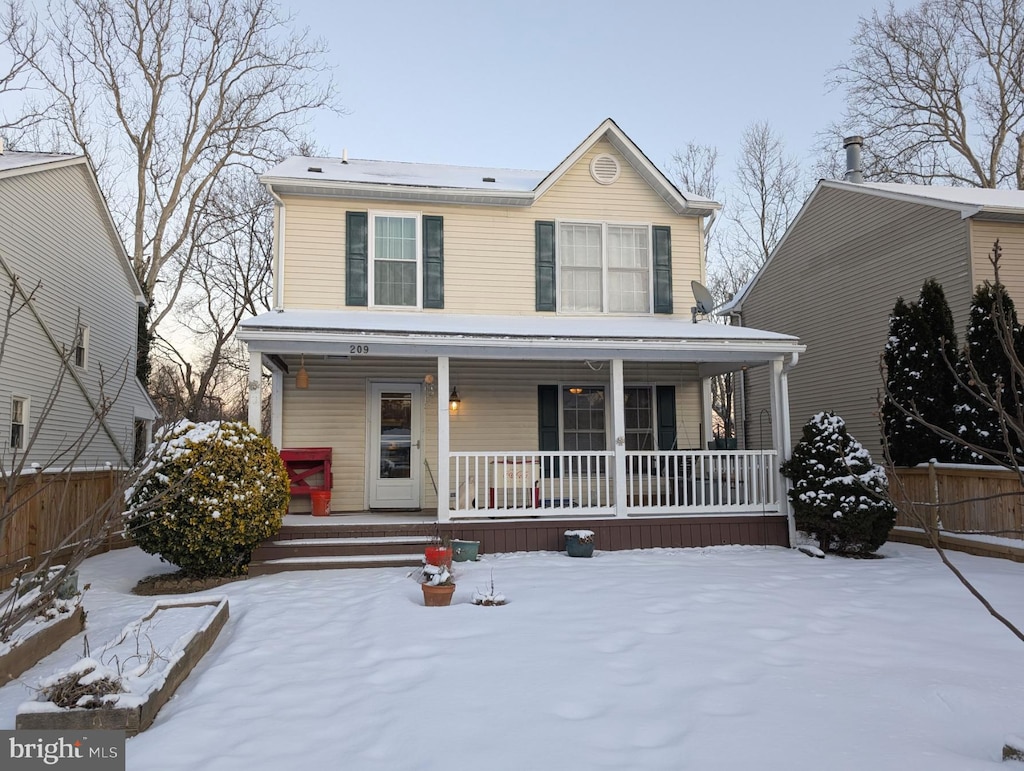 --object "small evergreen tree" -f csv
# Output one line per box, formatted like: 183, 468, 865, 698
781, 411, 897, 555
955, 281, 1024, 463
883, 279, 959, 465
